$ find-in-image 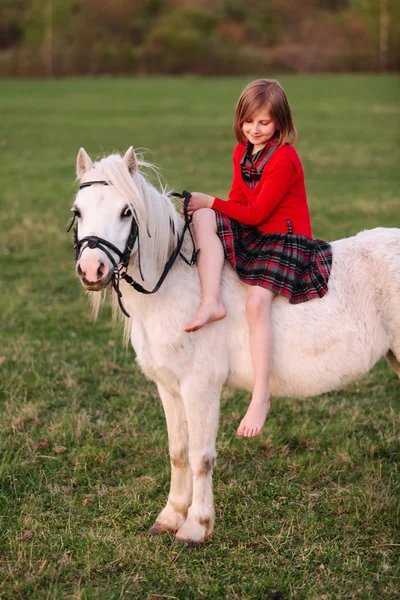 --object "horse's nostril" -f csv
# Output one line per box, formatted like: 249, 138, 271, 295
77, 264, 83, 277
97, 262, 105, 280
